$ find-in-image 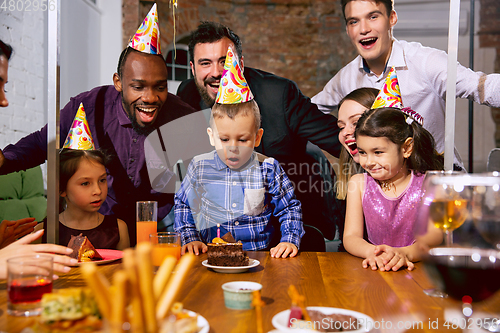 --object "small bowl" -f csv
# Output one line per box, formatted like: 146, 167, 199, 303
221, 281, 262, 310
